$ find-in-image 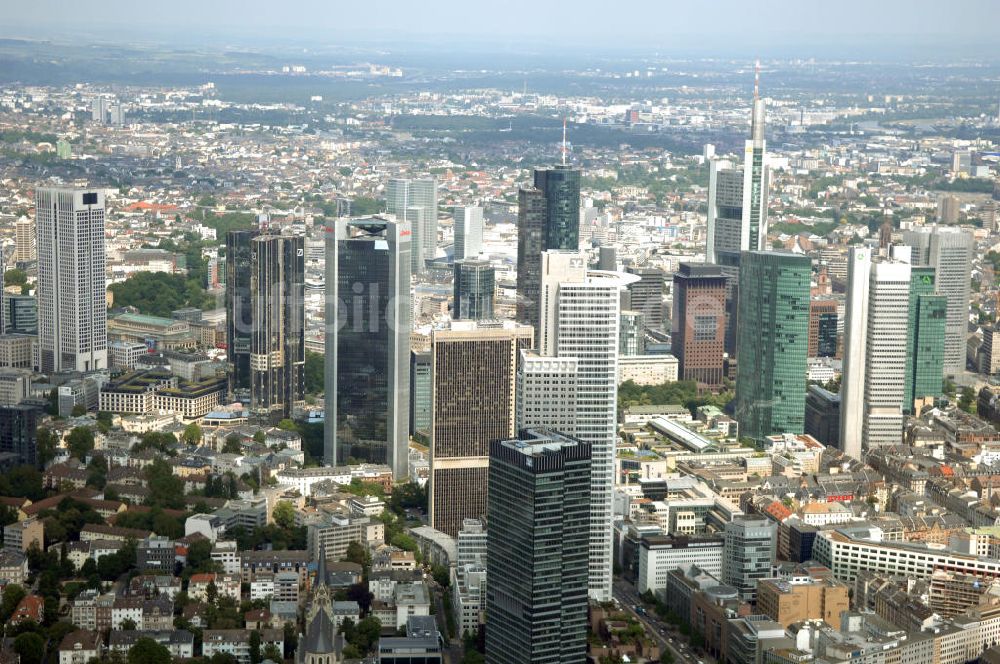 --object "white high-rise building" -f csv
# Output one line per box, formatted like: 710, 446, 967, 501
840, 246, 912, 457
904, 226, 973, 375
453, 206, 483, 261
386, 178, 438, 275
36, 187, 108, 374
516, 250, 638, 601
